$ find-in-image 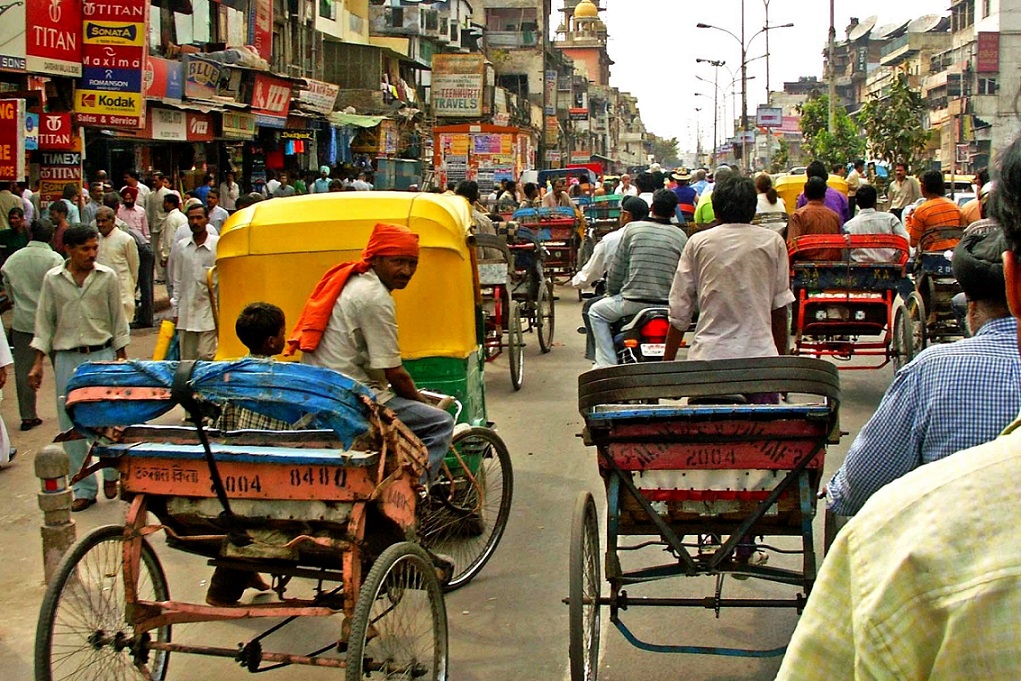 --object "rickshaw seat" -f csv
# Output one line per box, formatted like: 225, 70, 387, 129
92, 441, 381, 468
